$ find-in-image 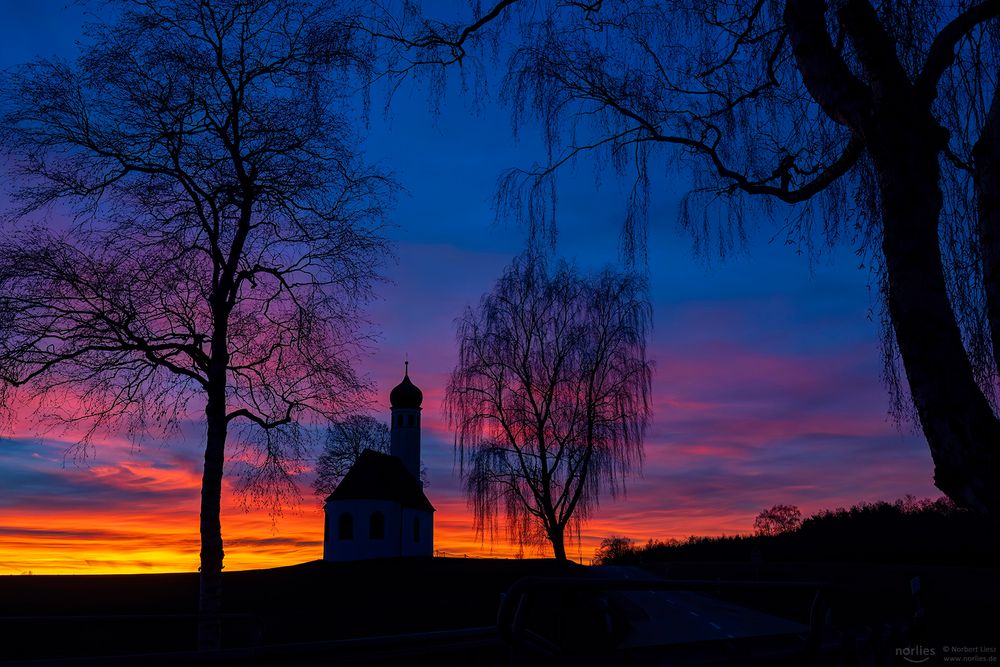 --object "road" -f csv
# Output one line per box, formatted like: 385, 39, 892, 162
592, 565, 810, 648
